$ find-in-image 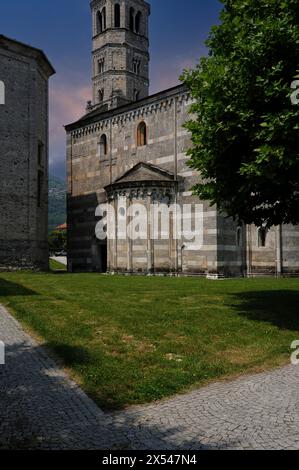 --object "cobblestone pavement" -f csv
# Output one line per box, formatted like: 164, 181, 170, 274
1, 304, 299, 450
